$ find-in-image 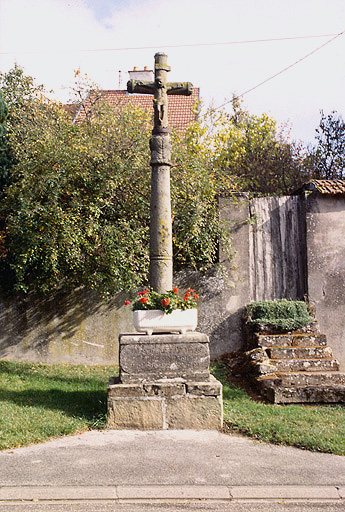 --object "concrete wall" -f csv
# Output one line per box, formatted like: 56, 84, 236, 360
0, 195, 252, 364
0, 193, 344, 367
249, 196, 306, 301
305, 194, 345, 370
0, 289, 132, 365
0, 267, 248, 364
